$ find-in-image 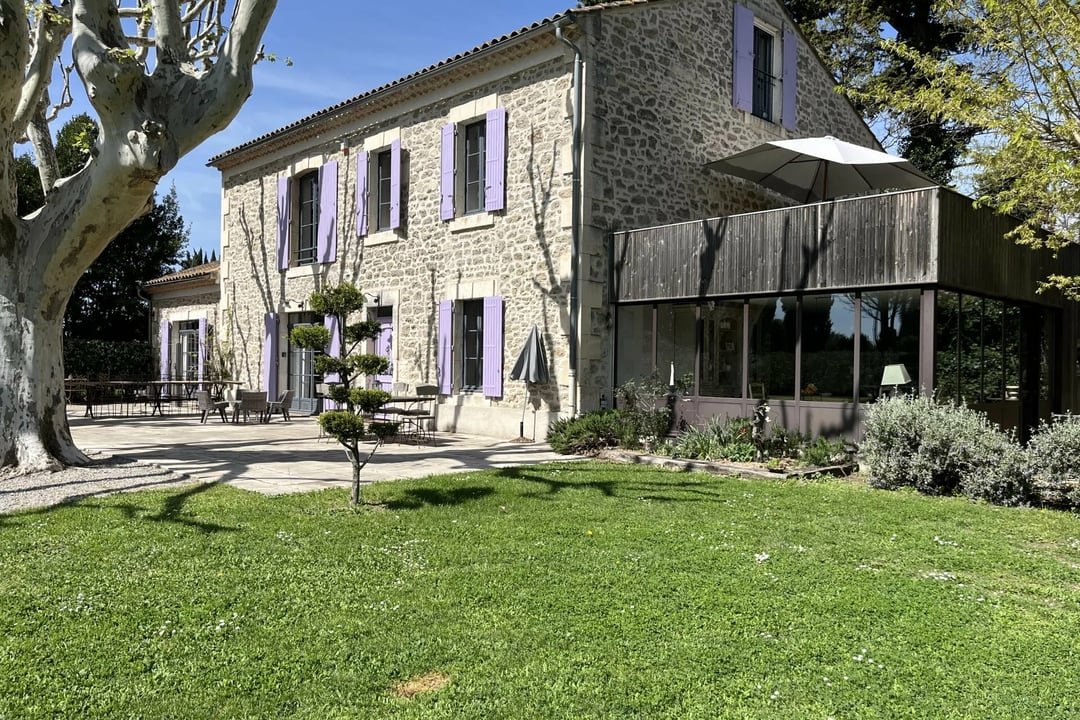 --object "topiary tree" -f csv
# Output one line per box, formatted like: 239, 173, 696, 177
289, 282, 397, 505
